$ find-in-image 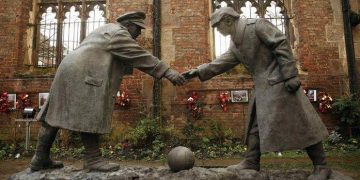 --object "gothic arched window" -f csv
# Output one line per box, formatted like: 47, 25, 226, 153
36, 0, 106, 67
213, 0, 289, 57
